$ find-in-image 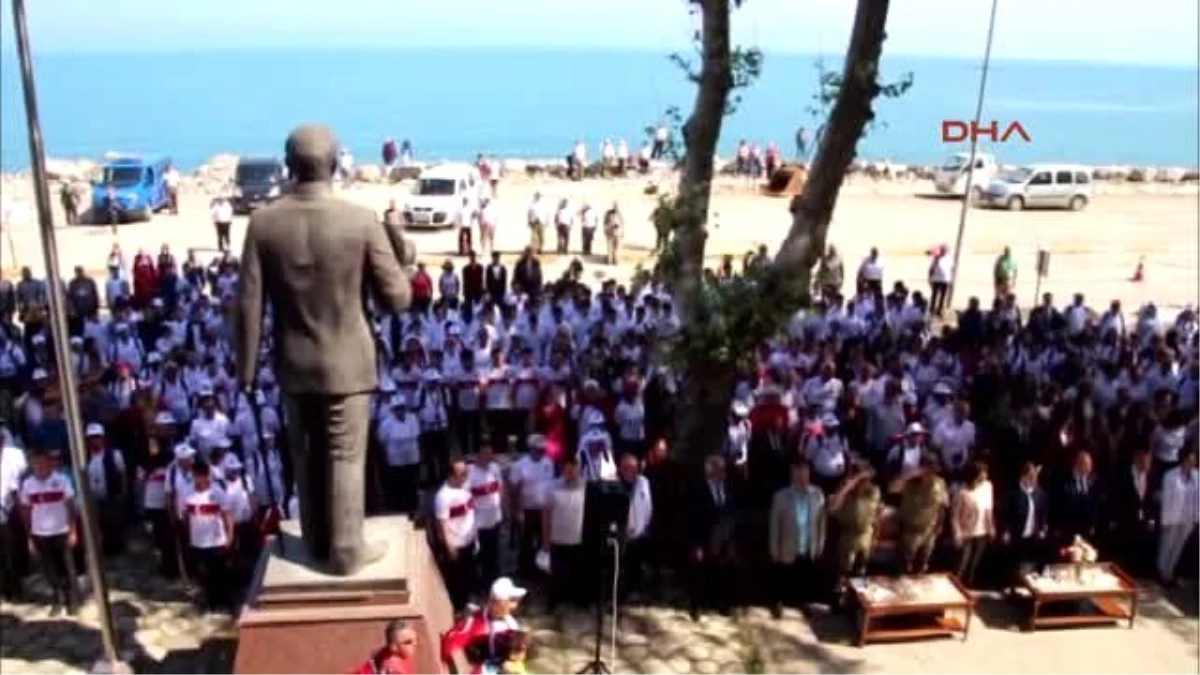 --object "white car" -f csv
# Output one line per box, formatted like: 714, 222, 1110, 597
981, 164, 1095, 211
403, 163, 482, 229
932, 152, 998, 198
